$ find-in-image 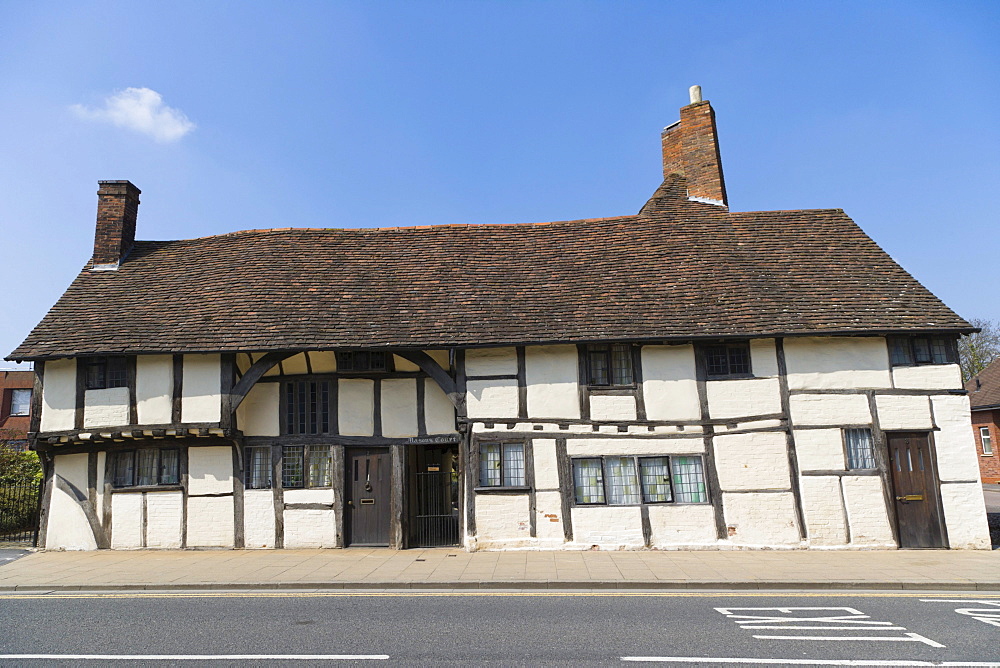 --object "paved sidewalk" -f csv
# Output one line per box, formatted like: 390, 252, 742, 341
0, 548, 998, 591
